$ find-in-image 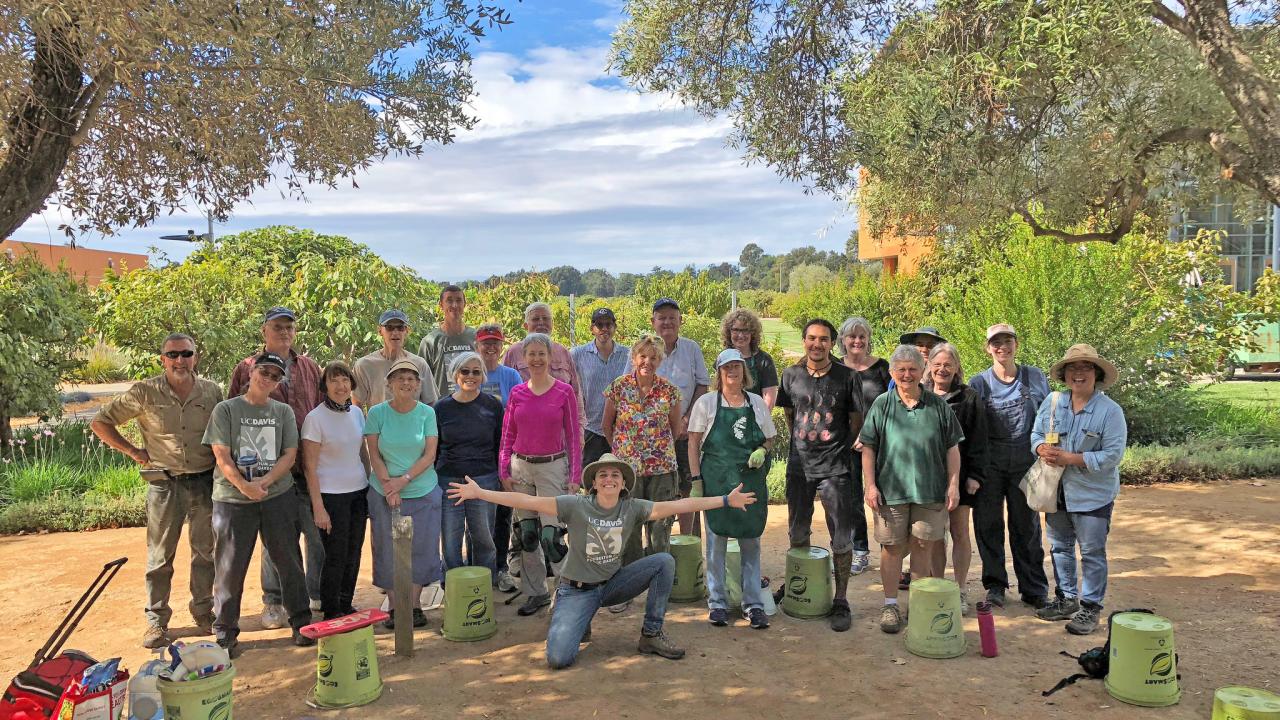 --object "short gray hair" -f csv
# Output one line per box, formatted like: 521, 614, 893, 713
448, 351, 486, 384
838, 317, 872, 350
524, 302, 552, 321
889, 344, 925, 370
522, 332, 553, 355
927, 342, 964, 383
159, 332, 196, 354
